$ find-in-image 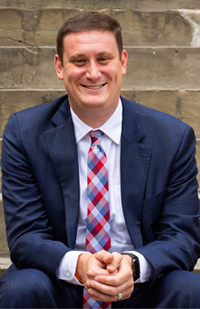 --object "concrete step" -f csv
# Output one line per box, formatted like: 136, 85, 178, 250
1, 89, 200, 137
0, 8, 198, 47
0, 90, 65, 136
0, 0, 200, 10
1, 89, 200, 190
0, 254, 11, 277
0, 198, 9, 255
1, 47, 200, 90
